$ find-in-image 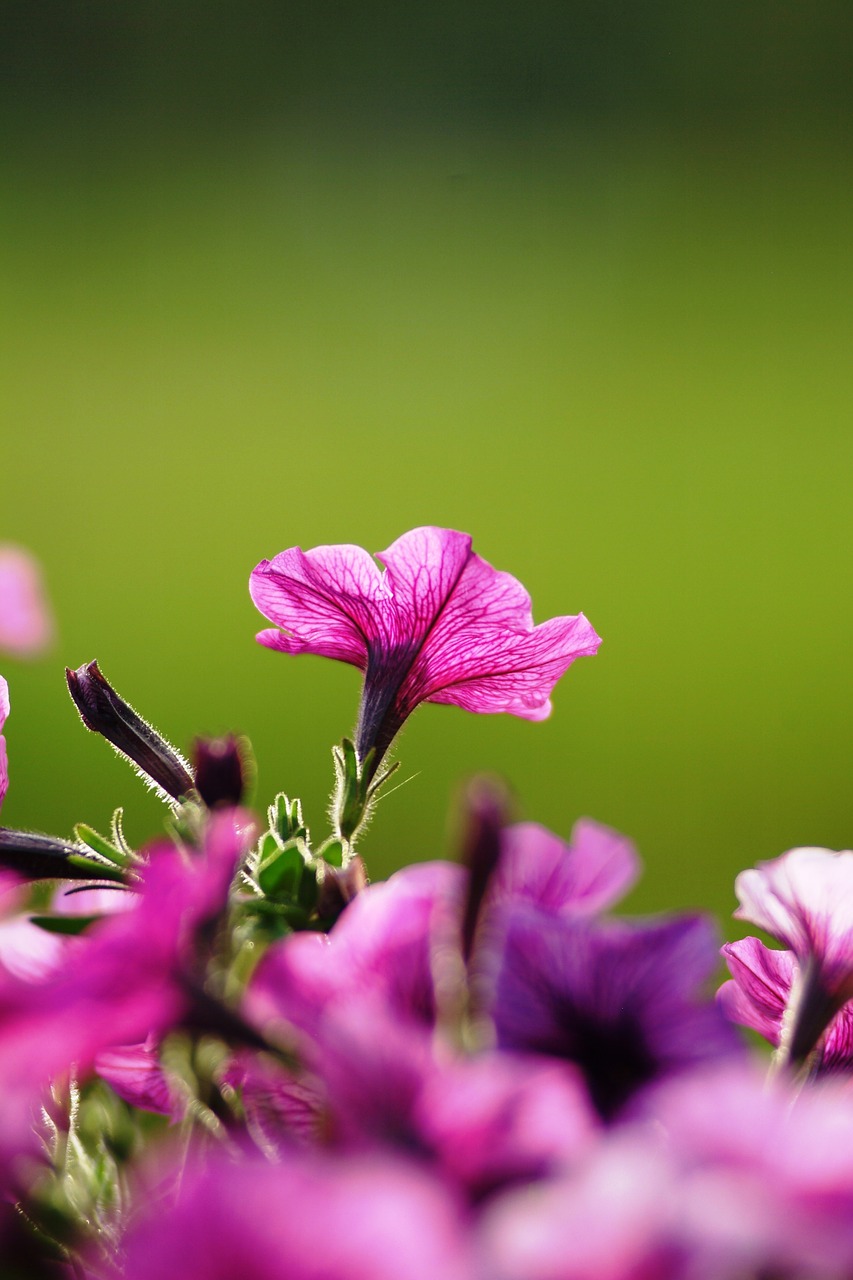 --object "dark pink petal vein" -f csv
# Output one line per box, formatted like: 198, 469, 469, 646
250, 526, 600, 768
